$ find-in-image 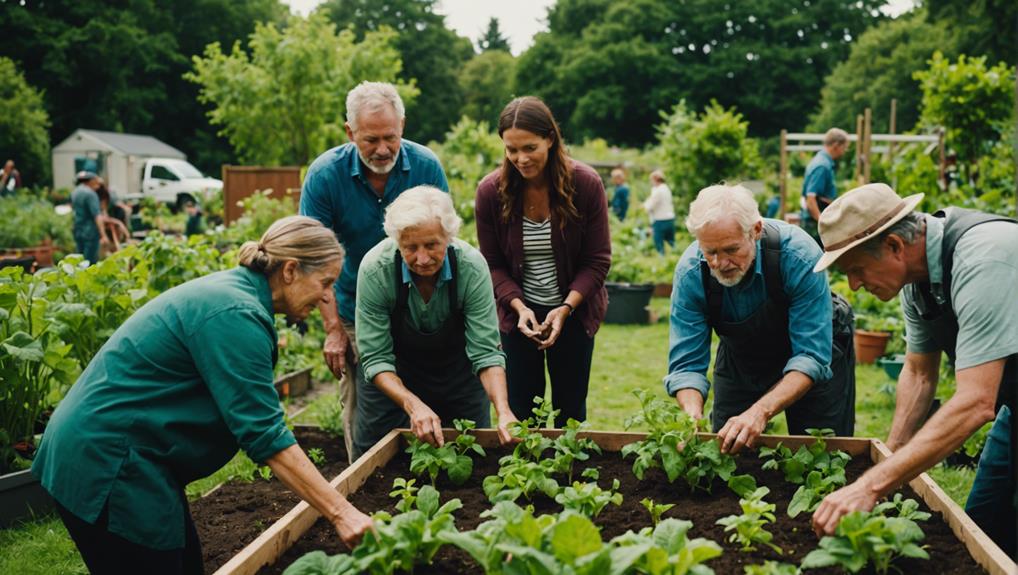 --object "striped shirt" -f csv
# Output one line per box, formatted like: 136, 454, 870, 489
522, 216, 562, 306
